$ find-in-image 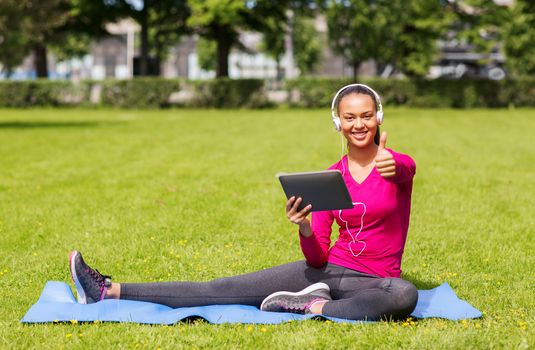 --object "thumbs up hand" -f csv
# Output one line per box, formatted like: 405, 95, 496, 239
375, 131, 396, 178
